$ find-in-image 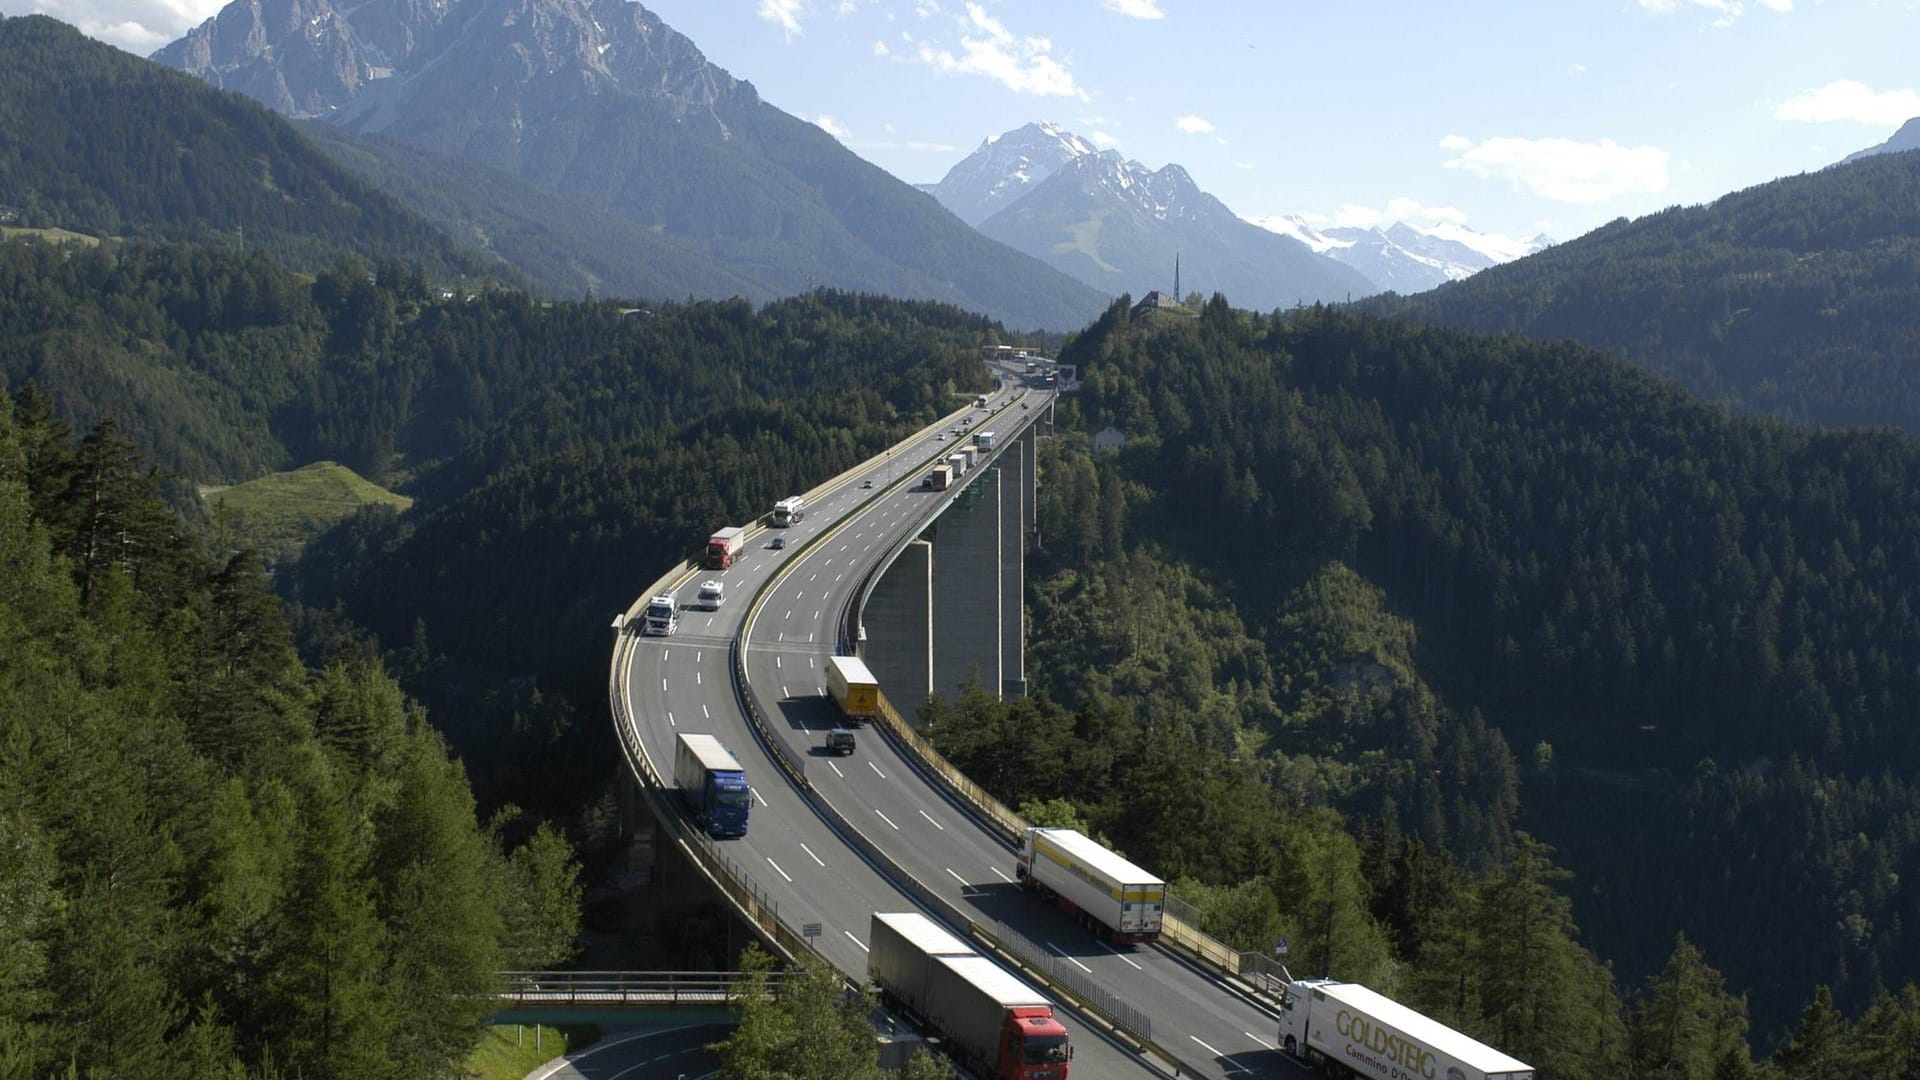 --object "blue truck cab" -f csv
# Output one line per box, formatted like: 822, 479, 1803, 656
672, 732, 751, 838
